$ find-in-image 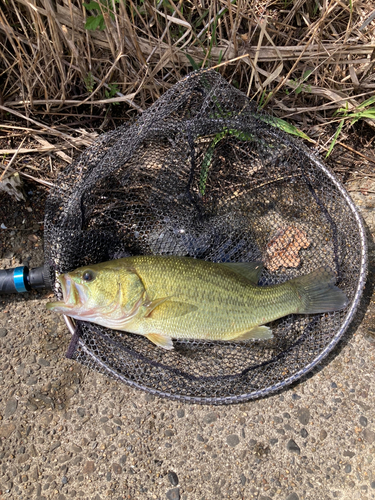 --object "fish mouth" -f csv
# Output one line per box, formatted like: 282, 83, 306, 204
46, 274, 96, 319
46, 274, 83, 313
